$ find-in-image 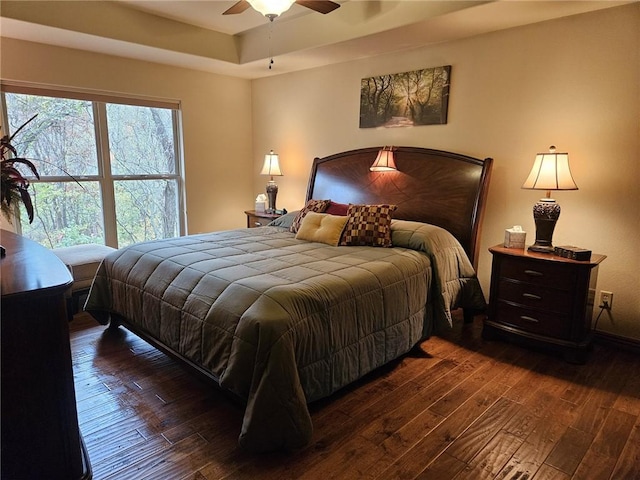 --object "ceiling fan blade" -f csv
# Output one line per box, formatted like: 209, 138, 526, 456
222, 0, 252, 15
295, 0, 341, 14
